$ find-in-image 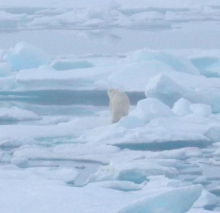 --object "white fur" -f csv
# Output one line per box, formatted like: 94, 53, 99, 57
107, 89, 130, 123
